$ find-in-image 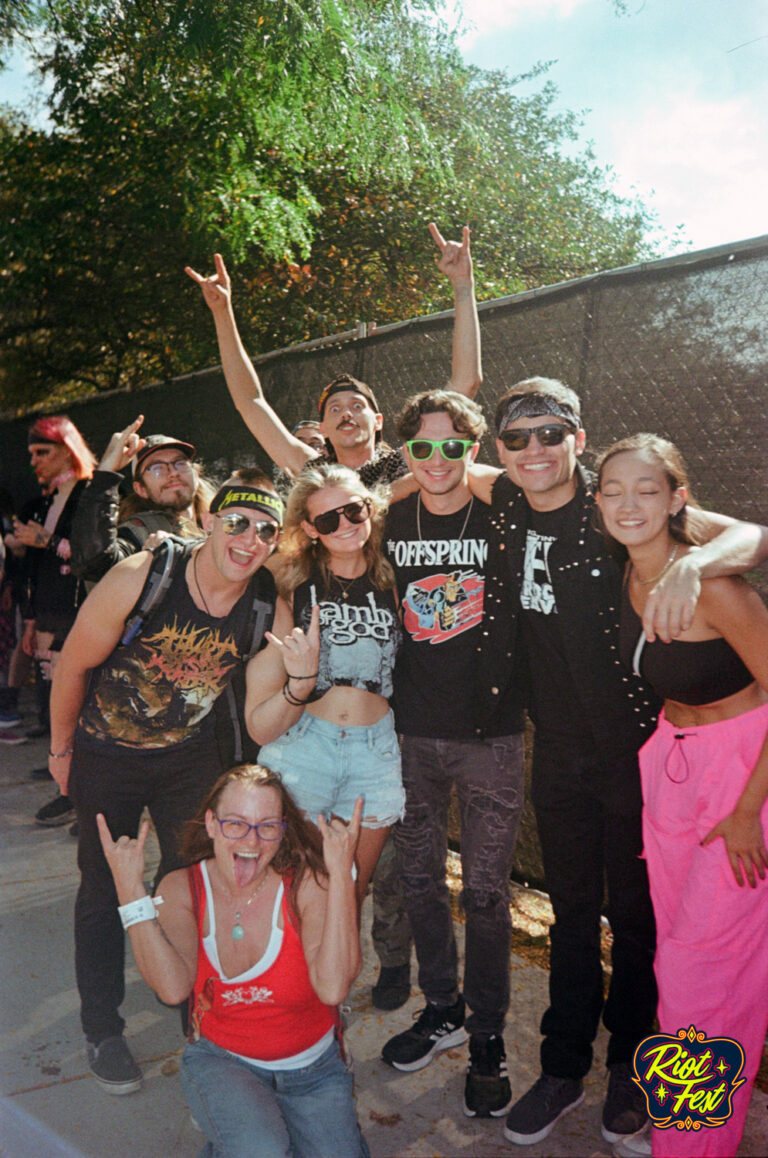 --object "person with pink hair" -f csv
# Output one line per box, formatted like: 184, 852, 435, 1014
9, 415, 96, 827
